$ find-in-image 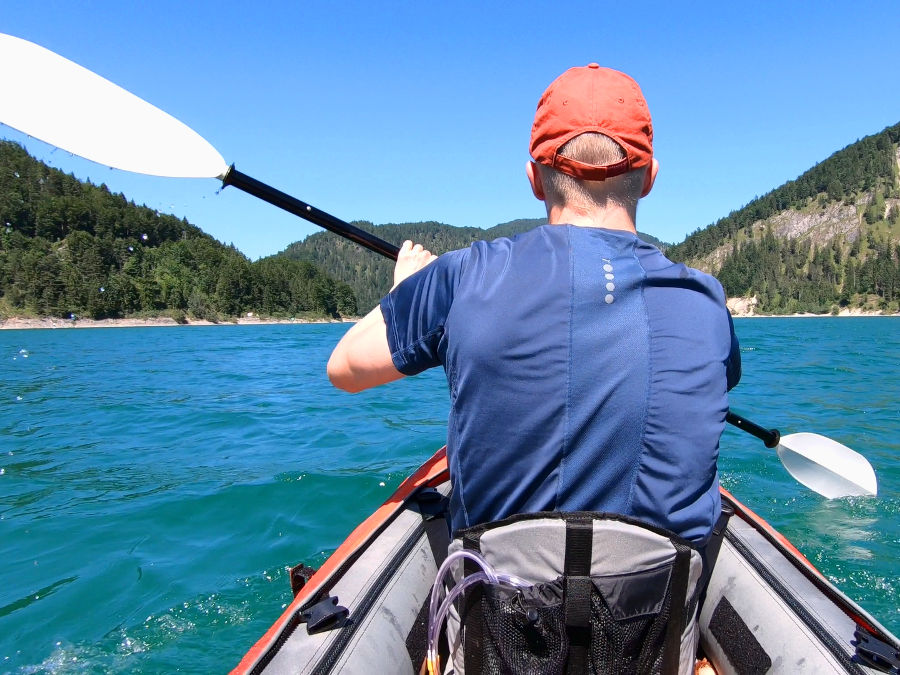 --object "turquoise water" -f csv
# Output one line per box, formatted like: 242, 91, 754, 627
1, 318, 897, 672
